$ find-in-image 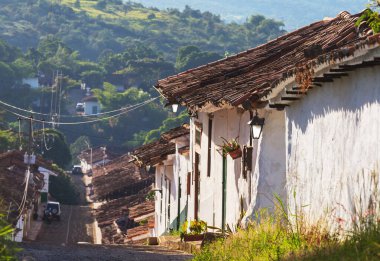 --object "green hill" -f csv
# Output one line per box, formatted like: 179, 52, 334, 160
0, 0, 285, 61
0, 0, 286, 156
